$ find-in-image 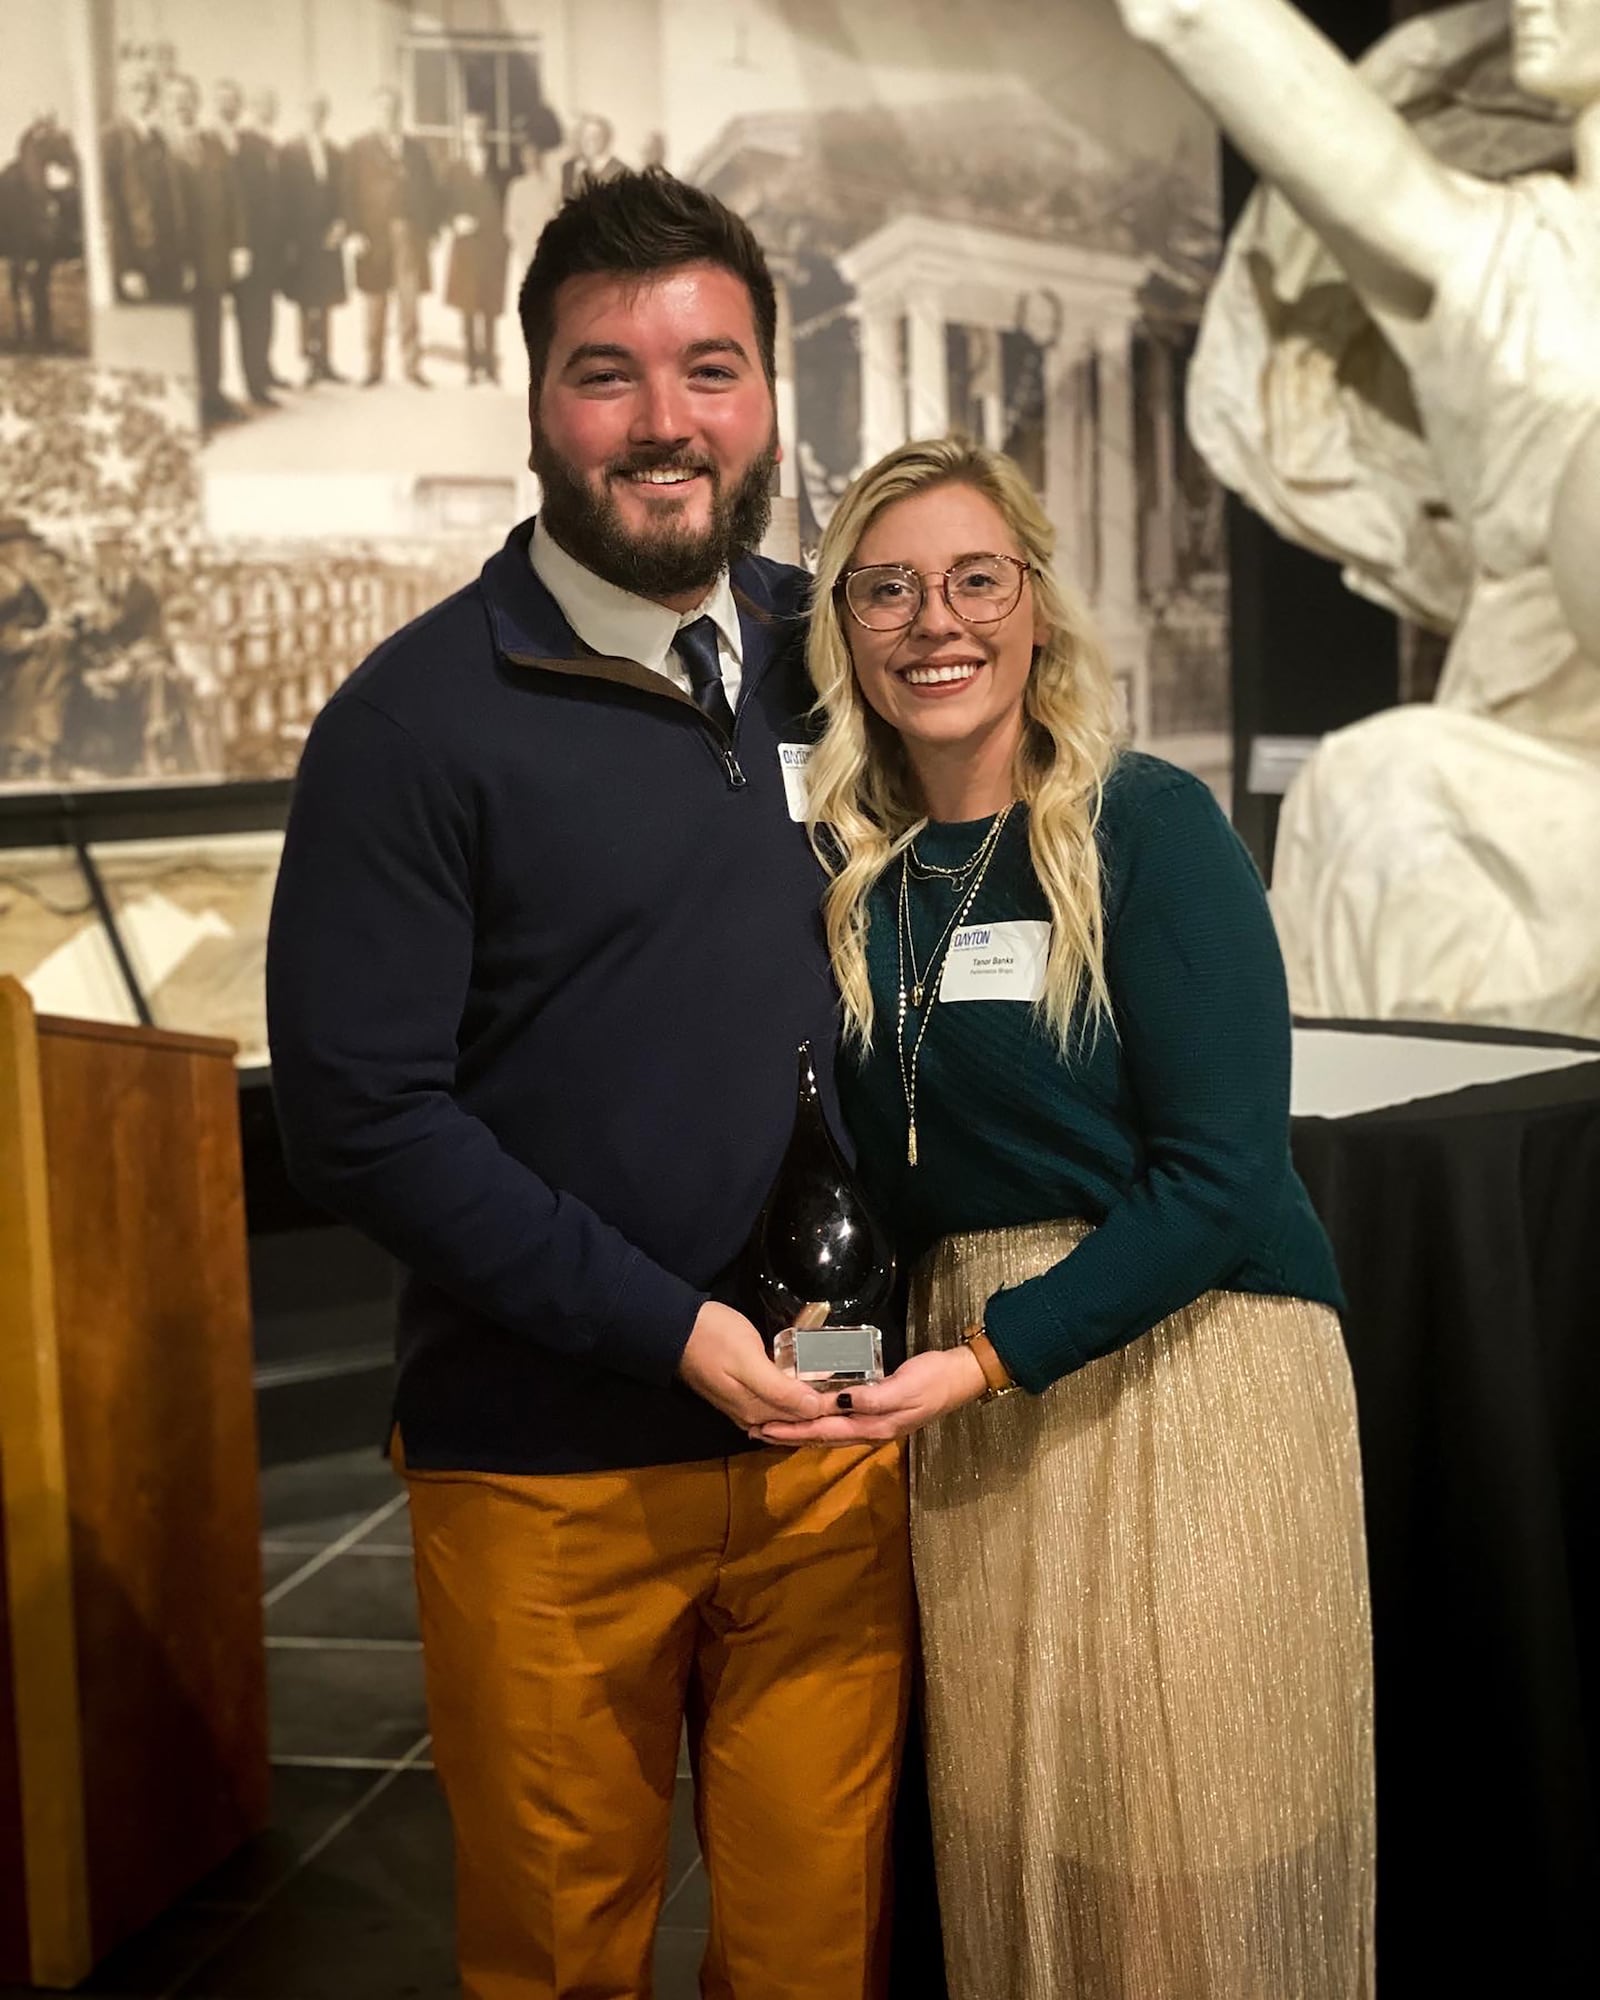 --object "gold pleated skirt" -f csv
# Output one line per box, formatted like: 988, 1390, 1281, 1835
908, 1219, 1376, 2000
